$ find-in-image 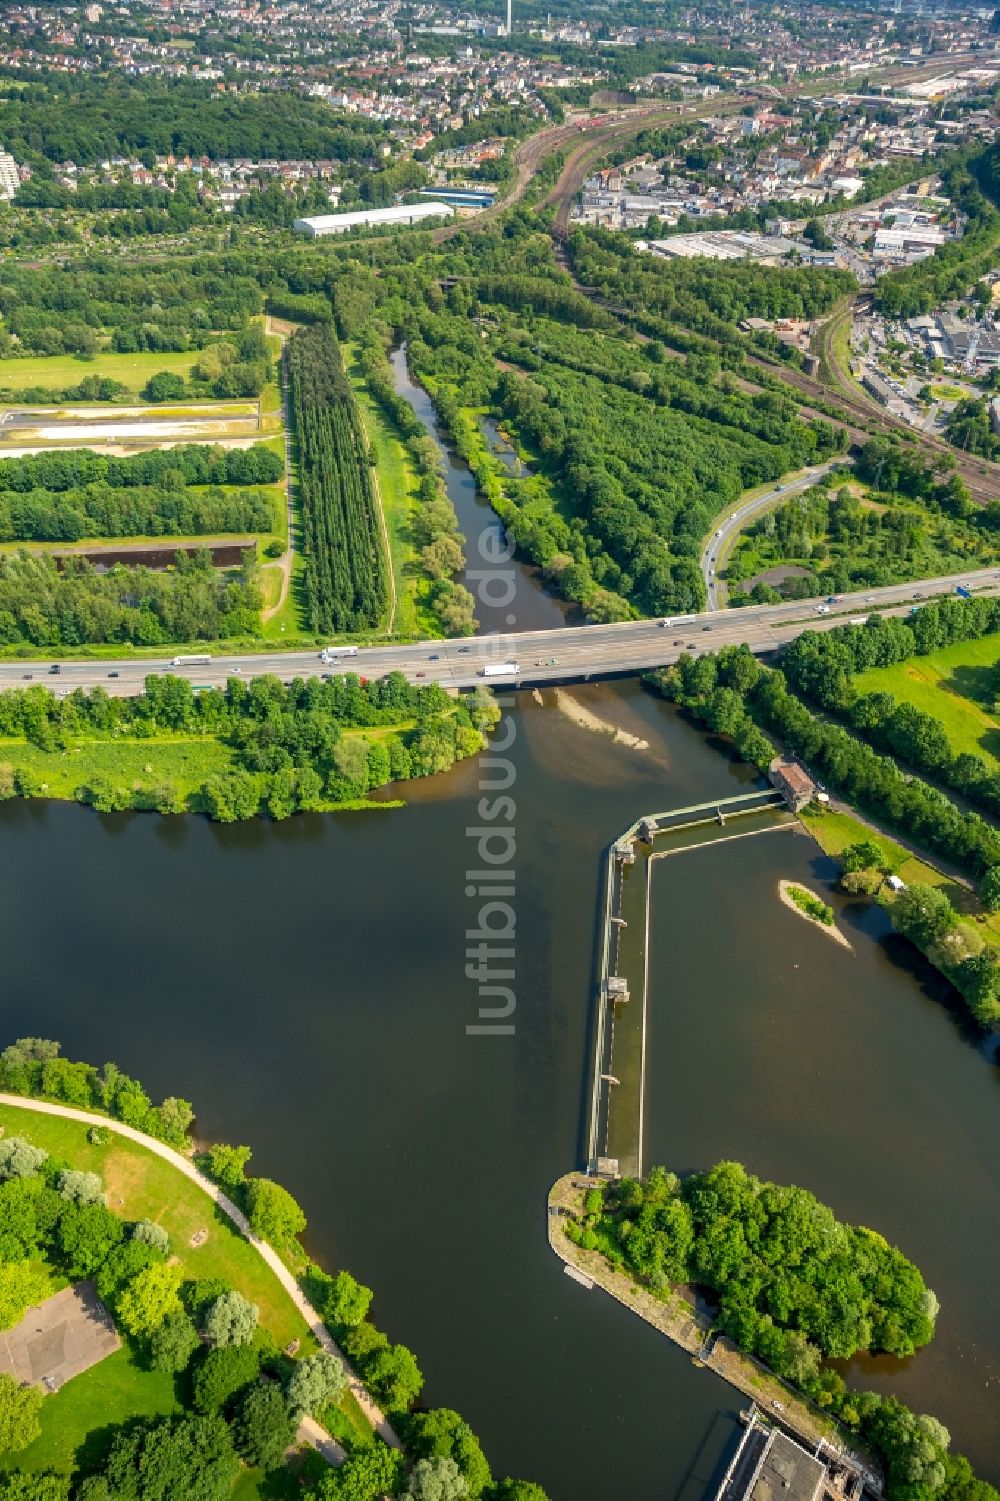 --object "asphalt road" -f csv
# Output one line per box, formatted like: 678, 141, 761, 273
700, 460, 843, 609
6, 568, 997, 699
